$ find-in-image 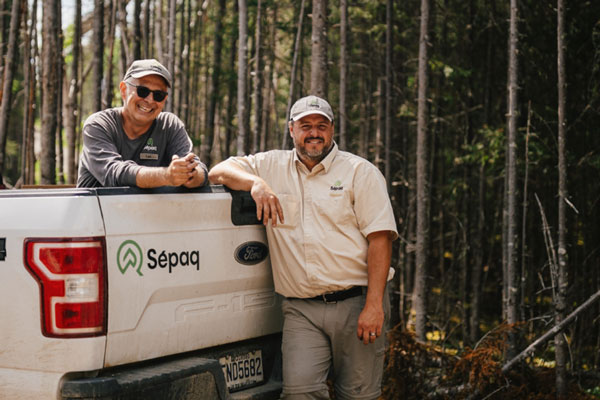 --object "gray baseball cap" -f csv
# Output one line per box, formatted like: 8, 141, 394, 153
290, 95, 334, 122
123, 59, 172, 87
